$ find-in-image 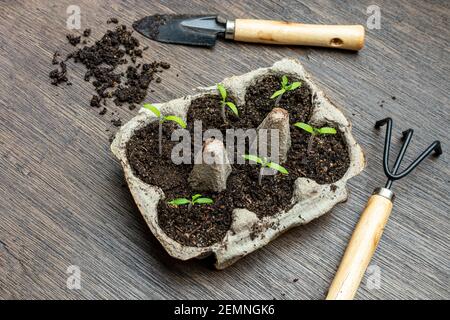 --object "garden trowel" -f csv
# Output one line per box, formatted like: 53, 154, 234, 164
133, 14, 365, 50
